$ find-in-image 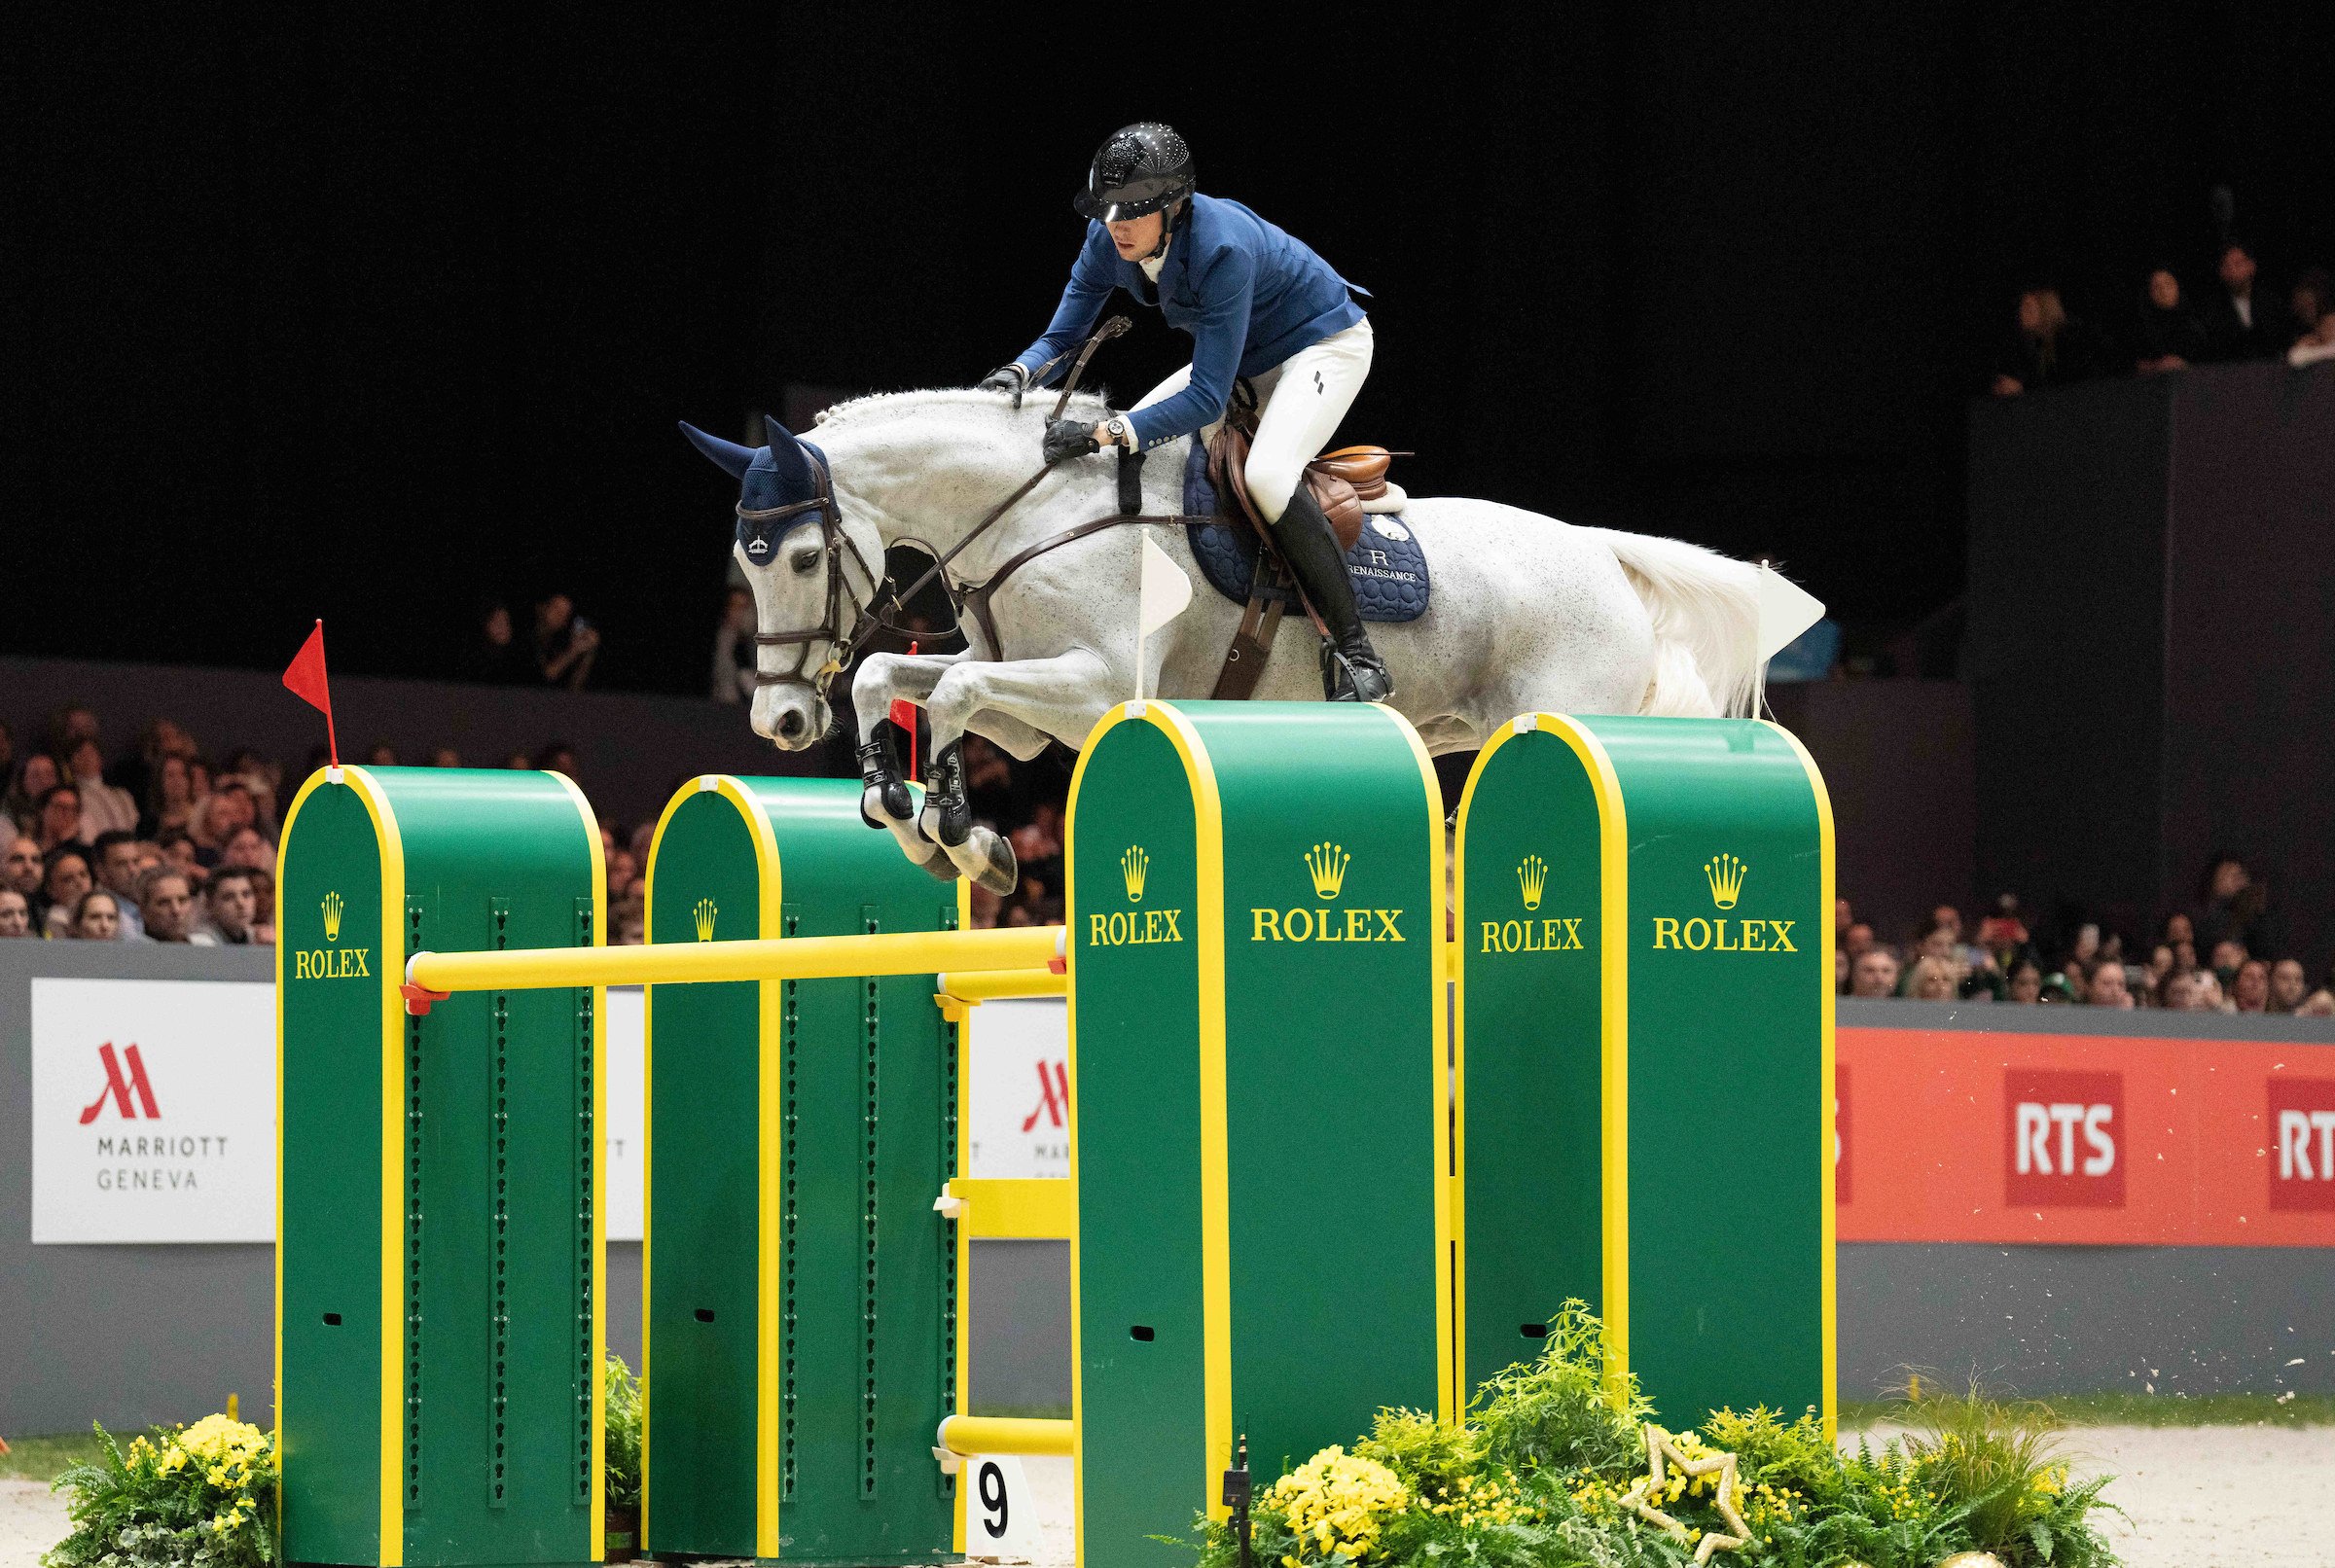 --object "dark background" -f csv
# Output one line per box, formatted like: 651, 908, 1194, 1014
7, 7, 2330, 693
